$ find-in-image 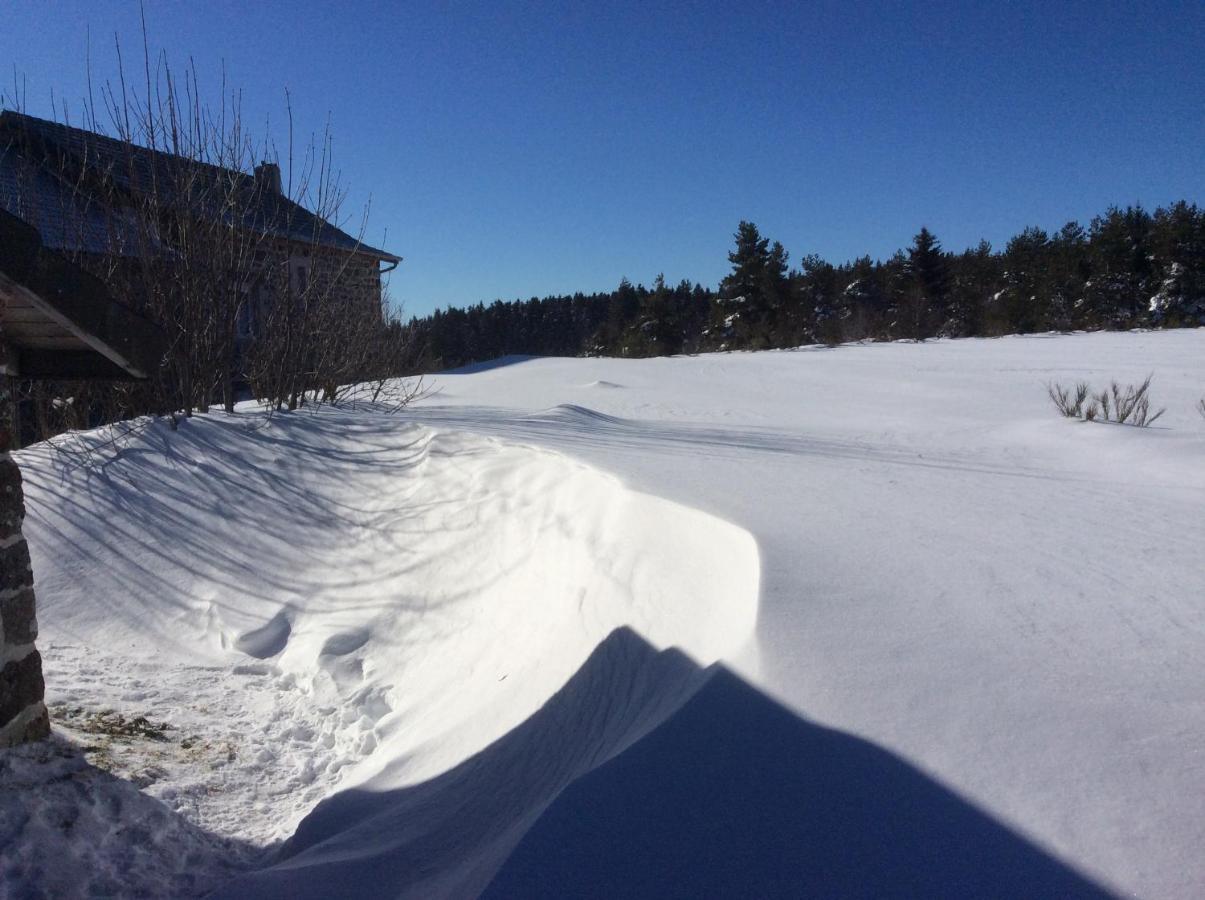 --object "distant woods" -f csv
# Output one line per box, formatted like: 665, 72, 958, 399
409, 202, 1205, 368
